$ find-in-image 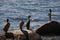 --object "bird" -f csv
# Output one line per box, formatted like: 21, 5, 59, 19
19, 19, 24, 31
3, 19, 10, 34
26, 15, 31, 30
48, 9, 52, 21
